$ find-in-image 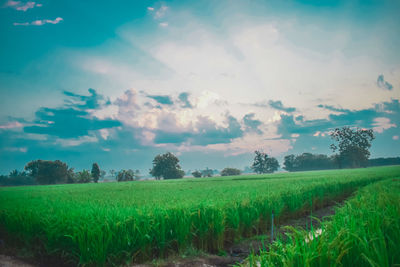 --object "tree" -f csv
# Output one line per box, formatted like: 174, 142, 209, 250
330, 127, 375, 168
192, 170, 202, 178
283, 154, 296, 171
220, 167, 241, 176
109, 170, 116, 178
201, 168, 213, 177
91, 163, 100, 183
283, 153, 336, 172
100, 170, 106, 179
149, 152, 185, 180
0, 170, 35, 186
251, 150, 280, 174
116, 169, 138, 182
75, 170, 92, 183
25, 160, 73, 185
